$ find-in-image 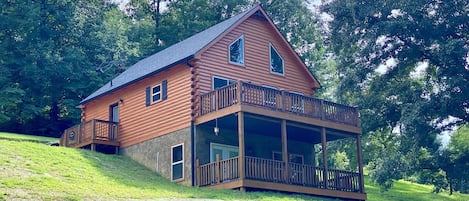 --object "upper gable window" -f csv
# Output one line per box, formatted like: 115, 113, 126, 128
270, 43, 284, 75
229, 35, 244, 65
